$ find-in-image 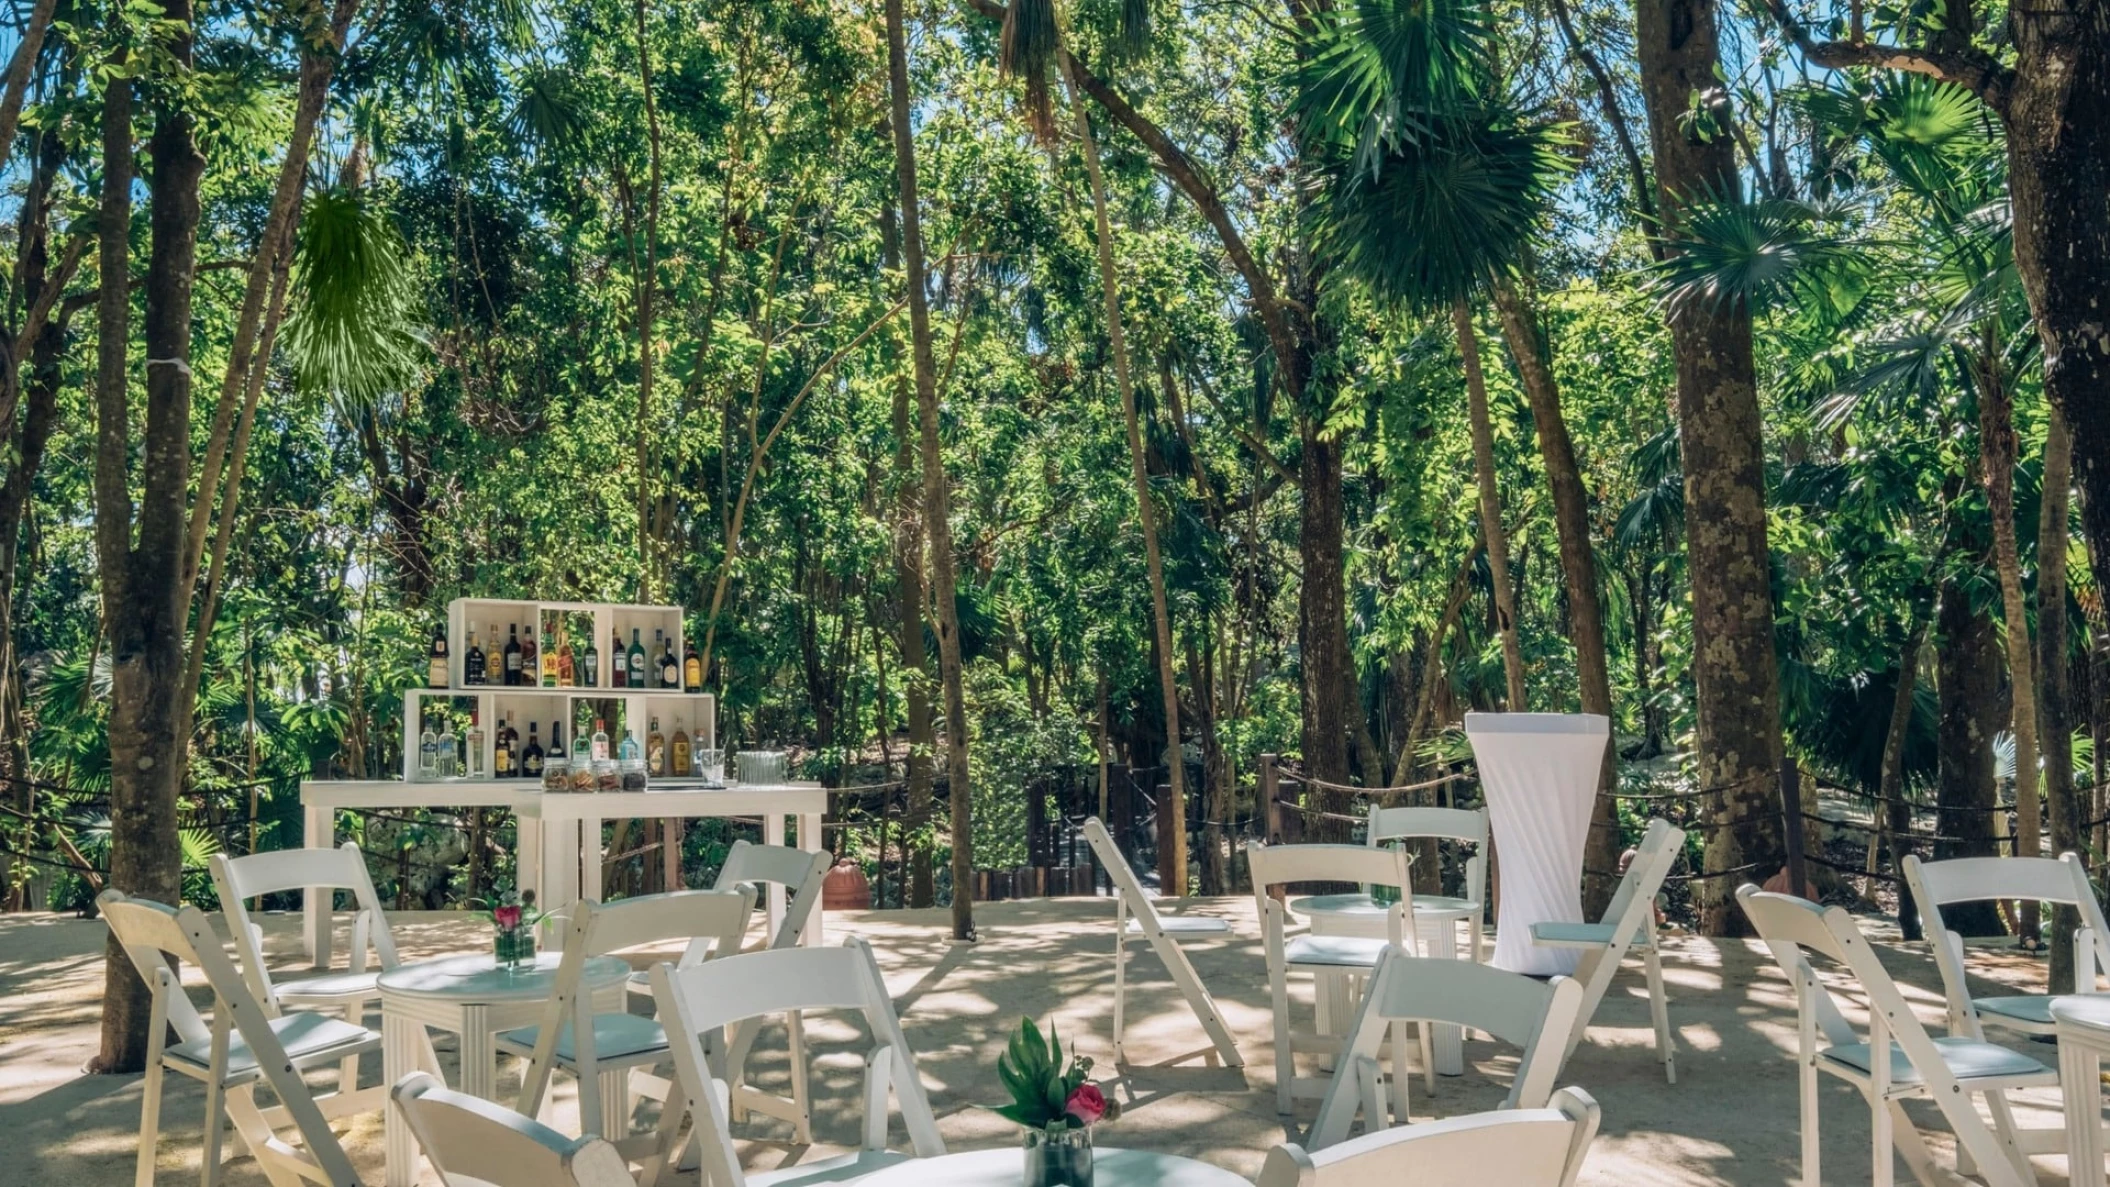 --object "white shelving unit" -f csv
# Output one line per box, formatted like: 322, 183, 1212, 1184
405, 598, 716, 782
